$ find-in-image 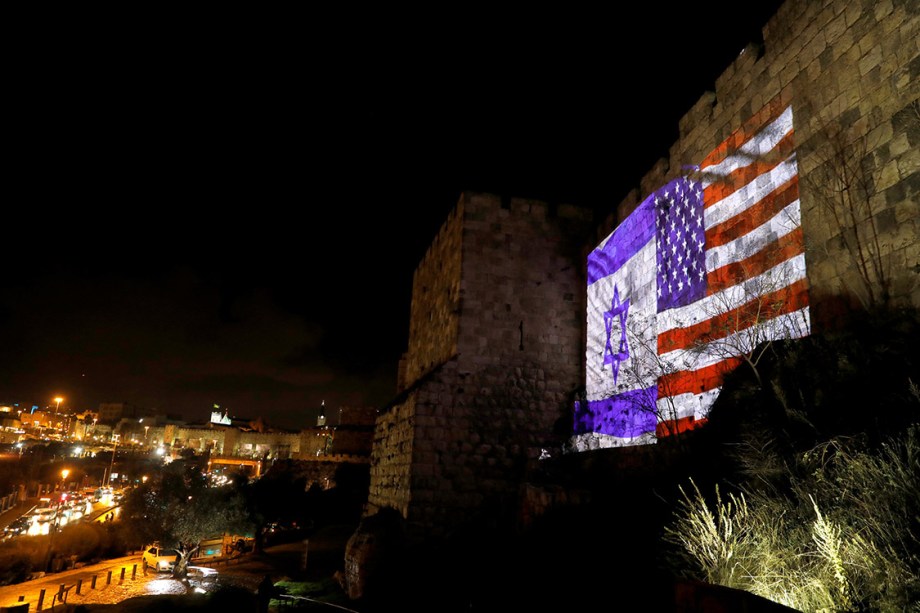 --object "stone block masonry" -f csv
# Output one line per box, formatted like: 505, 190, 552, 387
367, 193, 594, 537
399, 204, 464, 390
